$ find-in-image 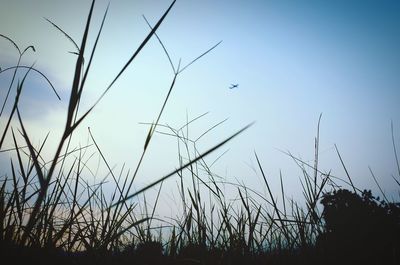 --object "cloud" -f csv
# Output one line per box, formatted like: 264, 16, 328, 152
0, 65, 69, 120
